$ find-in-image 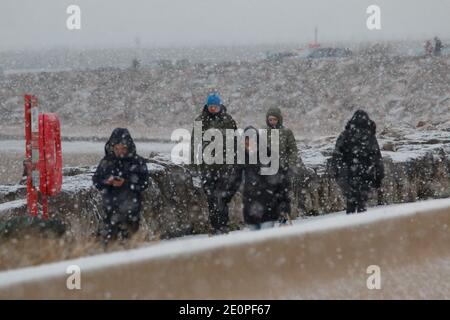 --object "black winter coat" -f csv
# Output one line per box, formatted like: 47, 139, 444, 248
331, 110, 384, 196
92, 128, 149, 219
230, 127, 280, 224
